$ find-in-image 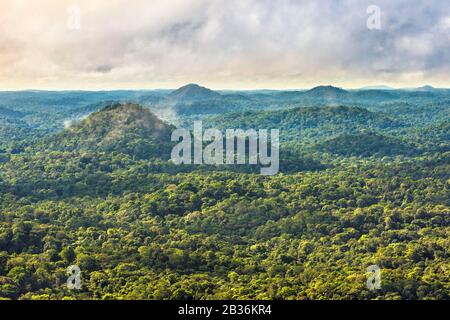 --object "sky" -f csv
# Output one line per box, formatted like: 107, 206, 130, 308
1, 0, 449, 90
